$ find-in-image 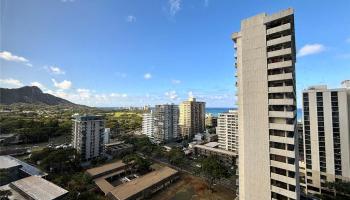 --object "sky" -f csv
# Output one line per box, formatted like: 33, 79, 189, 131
1, 0, 350, 107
